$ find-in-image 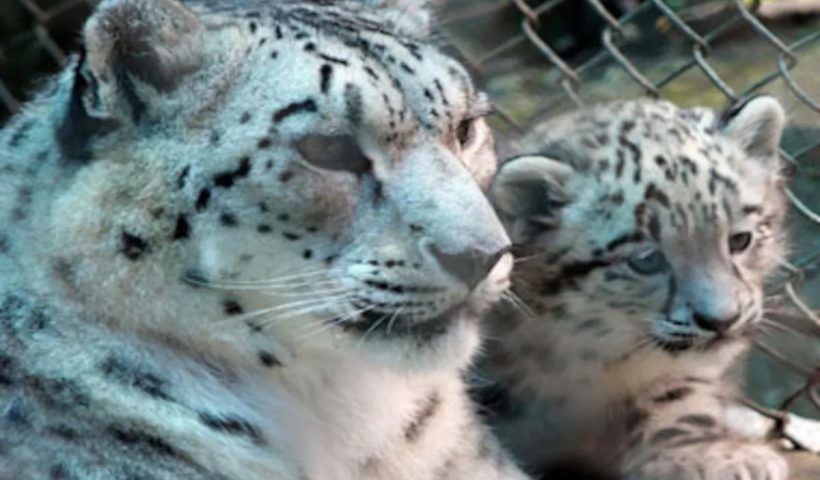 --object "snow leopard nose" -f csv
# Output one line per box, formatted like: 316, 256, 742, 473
429, 245, 510, 289
692, 310, 740, 334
